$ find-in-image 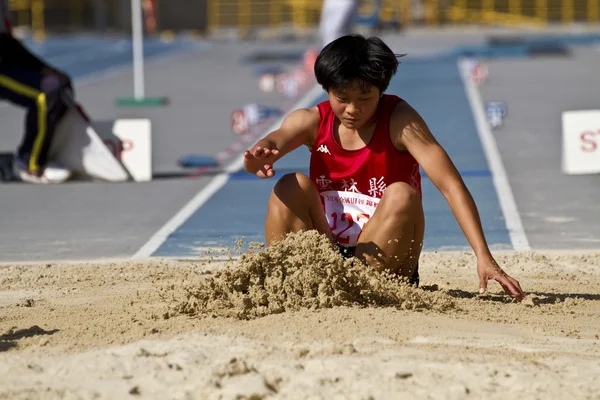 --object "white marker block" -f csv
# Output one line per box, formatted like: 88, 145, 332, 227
562, 110, 600, 175
109, 119, 152, 182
